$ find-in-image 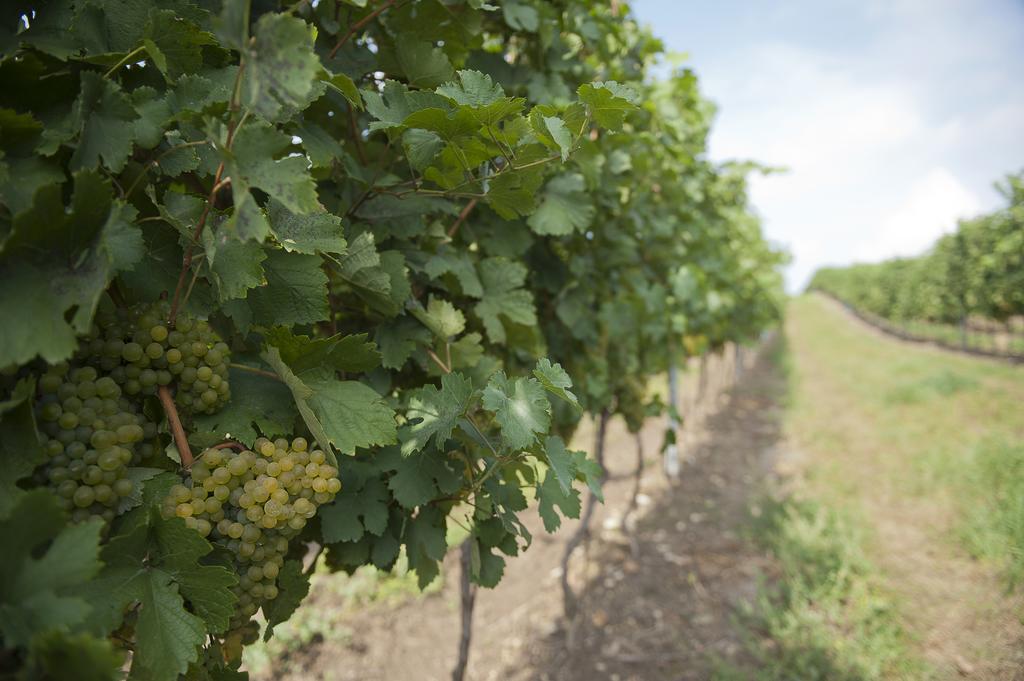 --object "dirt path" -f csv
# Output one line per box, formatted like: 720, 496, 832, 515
254, 344, 786, 681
